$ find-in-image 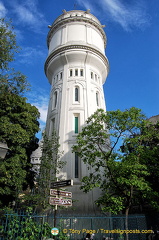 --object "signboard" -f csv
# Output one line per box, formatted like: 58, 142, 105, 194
49, 197, 72, 206
51, 227, 59, 236
50, 189, 72, 198
51, 179, 73, 189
